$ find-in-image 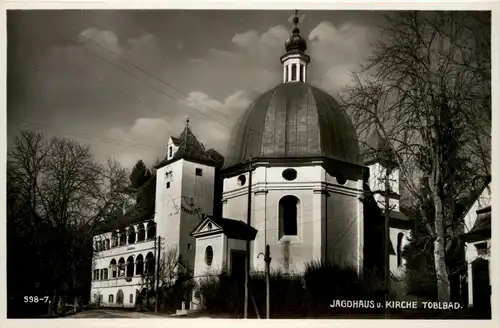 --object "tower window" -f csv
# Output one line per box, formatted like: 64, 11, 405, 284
279, 195, 299, 238
205, 246, 213, 266
196, 168, 203, 176
285, 65, 289, 82
166, 182, 170, 189
291, 64, 297, 81
300, 64, 304, 82
397, 232, 404, 267
169, 146, 173, 158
